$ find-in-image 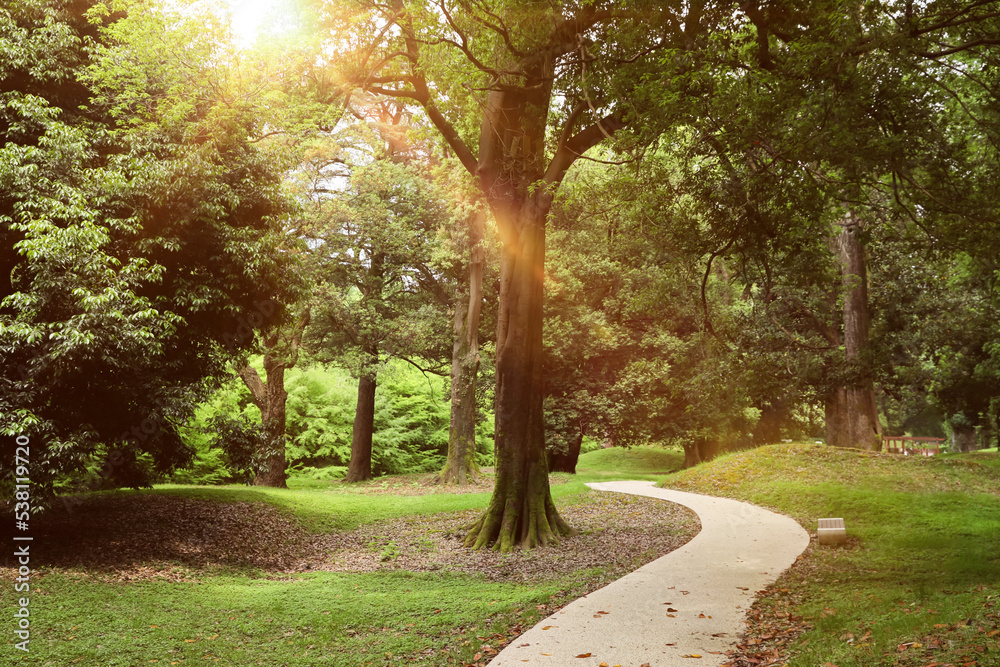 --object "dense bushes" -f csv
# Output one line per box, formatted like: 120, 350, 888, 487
174, 360, 494, 484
